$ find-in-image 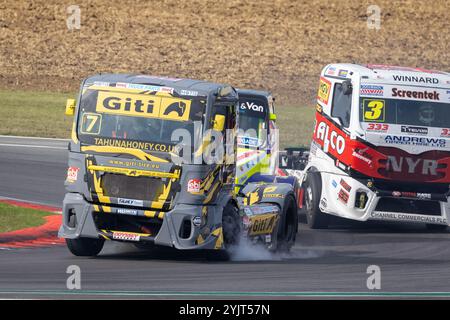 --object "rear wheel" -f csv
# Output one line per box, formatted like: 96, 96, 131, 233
426, 224, 448, 232
66, 237, 105, 257
304, 171, 329, 229
272, 193, 298, 252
